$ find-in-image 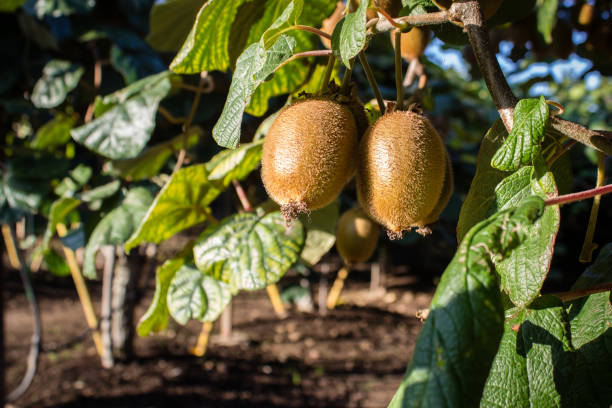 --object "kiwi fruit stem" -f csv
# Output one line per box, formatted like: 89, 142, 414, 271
321, 54, 337, 93
358, 52, 386, 116
394, 30, 404, 109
